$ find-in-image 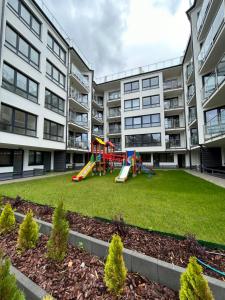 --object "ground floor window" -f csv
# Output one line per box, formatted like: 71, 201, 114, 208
159, 153, 174, 162
0, 149, 13, 166
73, 154, 83, 163
141, 153, 151, 162
28, 151, 43, 165
66, 153, 71, 164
